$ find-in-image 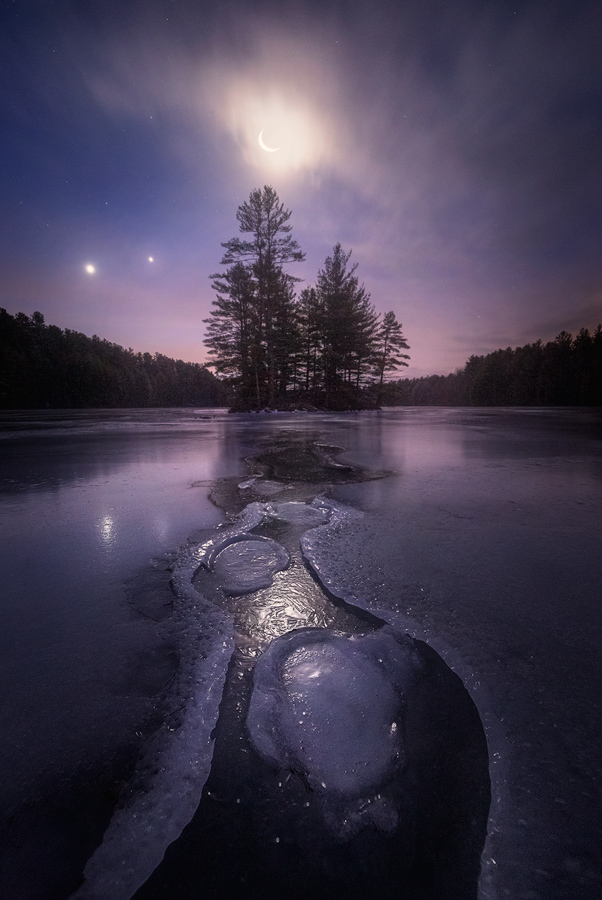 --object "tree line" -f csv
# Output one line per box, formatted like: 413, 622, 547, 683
381, 327, 602, 406
5, 180, 599, 411
0, 308, 227, 409
203, 186, 409, 410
